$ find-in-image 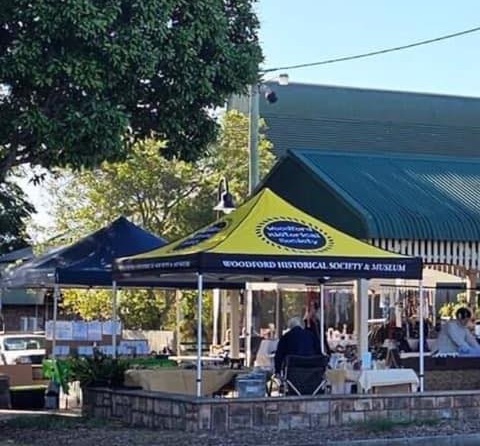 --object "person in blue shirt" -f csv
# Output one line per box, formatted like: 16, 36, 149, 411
274, 317, 317, 375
